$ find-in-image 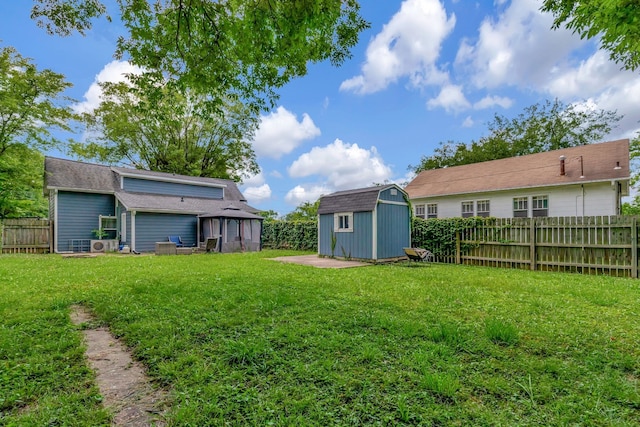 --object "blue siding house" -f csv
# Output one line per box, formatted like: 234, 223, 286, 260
45, 157, 262, 253
317, 185, 411, 262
